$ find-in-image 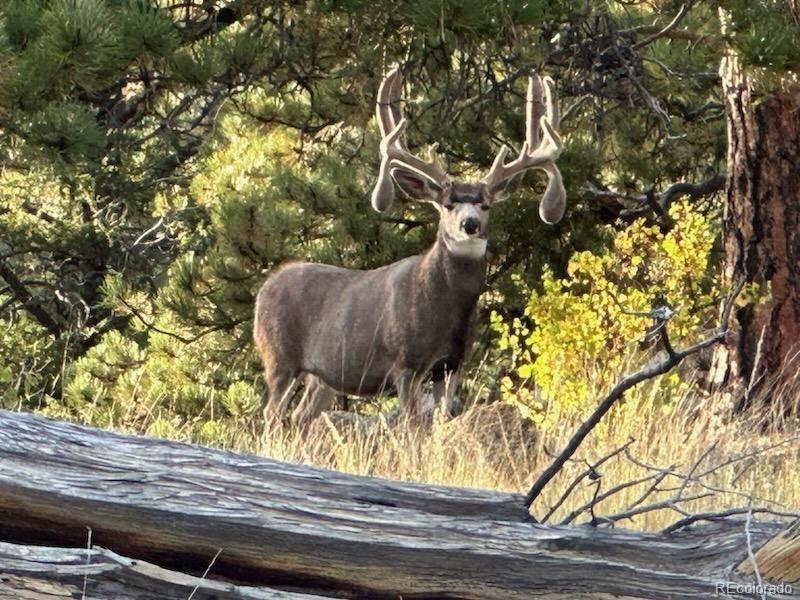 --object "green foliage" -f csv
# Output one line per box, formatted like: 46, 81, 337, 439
29, 102, 106, 164
491, 202, 718, 415
728, 0, 800, 72
0, 313, 57, 411
0, 1, 741, 444
119, 0, 179, 59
